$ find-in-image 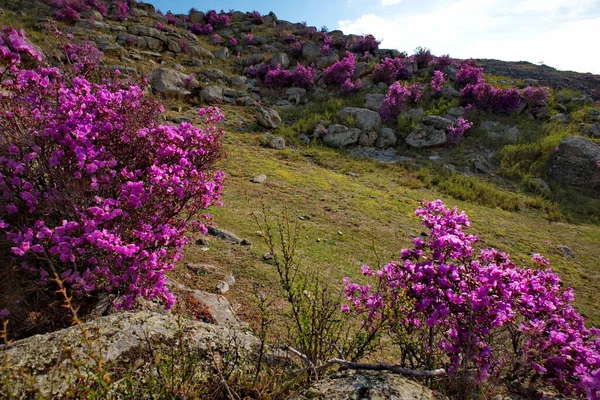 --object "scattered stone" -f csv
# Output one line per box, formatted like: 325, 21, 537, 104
240, 239, 252, 246
375, 127, 397, 148
547, 136, 600, 187
337, 107, 382, 131
256, 106, 282, 129
358, 131, 378, 147
200, 85, 224, 103
550, 113, 568, 122
466, 153, 492, 174
583, 123, 600, 138
270, 52, 290, 69
422, 115, 455, 130
557, 245, 576, 259
402, 108, 424, 119
265, 135, 286, 149
406, 125, 447, 148
251, 174, 268, 184
293, 370, 437, 400
263, 252, 274, 260
216, 281, 230, 294
286, 87, 307, 105
214, 47, 230, 60
364, 93, 385, 111
231, 75, 249, 90
298, 134, 311, 145
347, 172, 360, 177
337, 231, 343, 236
349, 147, 414, 164
440, 84, 460, 99
446, 106, 465, 118
149, 68, 196, 96
316, 54, 339, 69
207, 226, 247, 245
195, 238, 210, 246
301, 42, 321, 60
224, 275, 236, 286
322, 124, 361, 147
